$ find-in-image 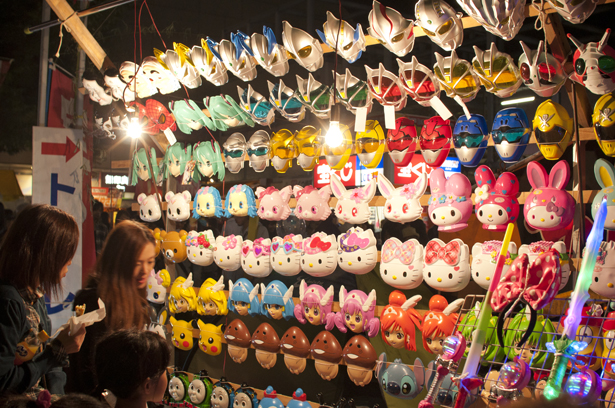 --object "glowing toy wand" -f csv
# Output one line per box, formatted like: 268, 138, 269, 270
543, 197, 608, 400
